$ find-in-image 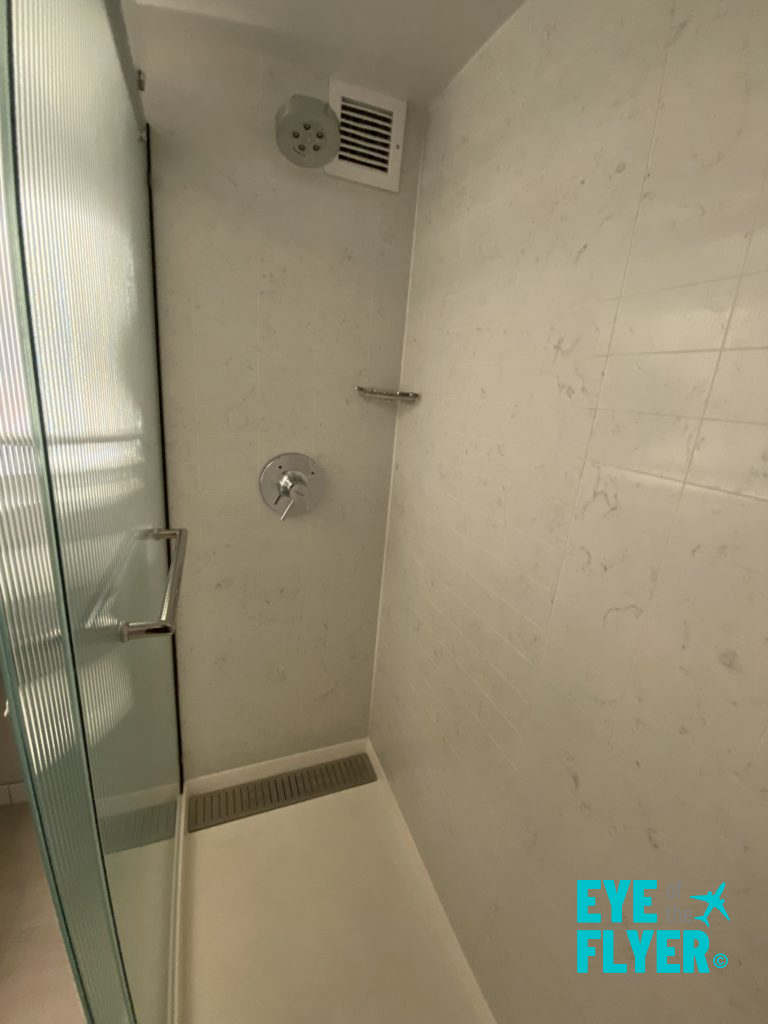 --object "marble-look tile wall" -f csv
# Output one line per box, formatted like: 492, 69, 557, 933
371, 1, 768, 1020
129, 7, 421, 776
